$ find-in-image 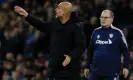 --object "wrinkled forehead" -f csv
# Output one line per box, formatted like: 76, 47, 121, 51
101, 11, 111, 17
